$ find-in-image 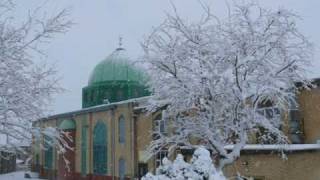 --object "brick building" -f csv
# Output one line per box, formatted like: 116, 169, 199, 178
31, 47, 320, 180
